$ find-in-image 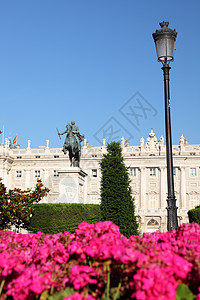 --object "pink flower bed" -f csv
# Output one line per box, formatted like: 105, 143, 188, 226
0, 221, 200, 299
